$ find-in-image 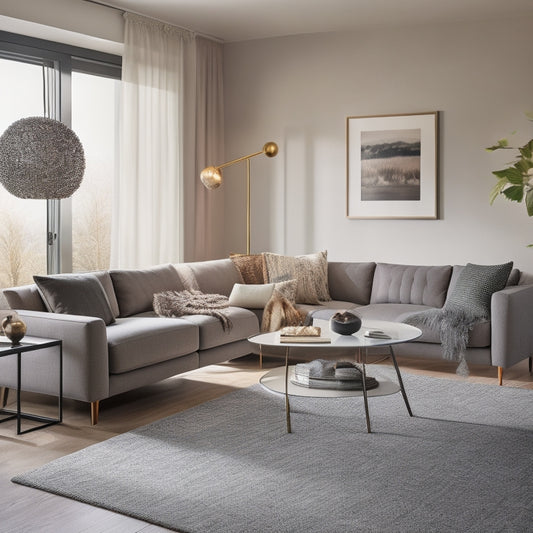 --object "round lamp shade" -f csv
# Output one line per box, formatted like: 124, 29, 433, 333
0, 116, 85, 199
